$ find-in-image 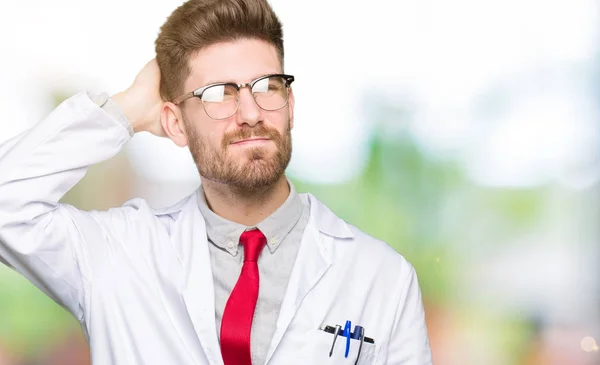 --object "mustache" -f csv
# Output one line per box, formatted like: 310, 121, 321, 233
222, 124, 282, 147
